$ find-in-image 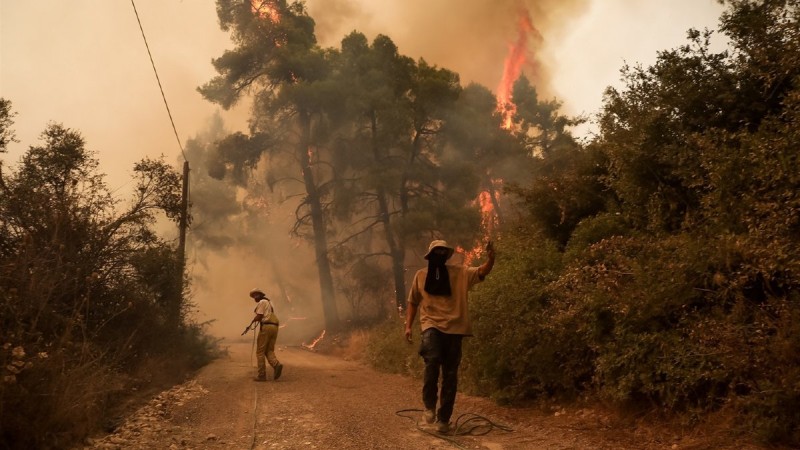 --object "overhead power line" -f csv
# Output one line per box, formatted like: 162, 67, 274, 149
130, 0, 187, 162
130, 0, 191, 278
